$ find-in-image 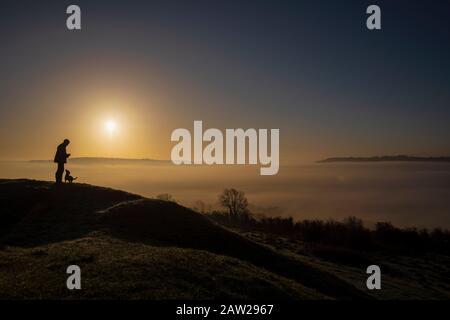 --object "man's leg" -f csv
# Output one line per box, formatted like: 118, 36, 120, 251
55, 163, 64, 183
